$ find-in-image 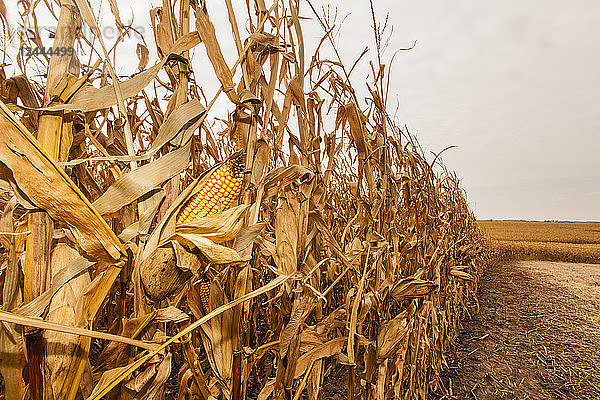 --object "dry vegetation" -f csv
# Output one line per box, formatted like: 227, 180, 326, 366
438, 222, 600, 399
434, 260, 600, 400
0, 1, 490, 399
479, 221, 600, 264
